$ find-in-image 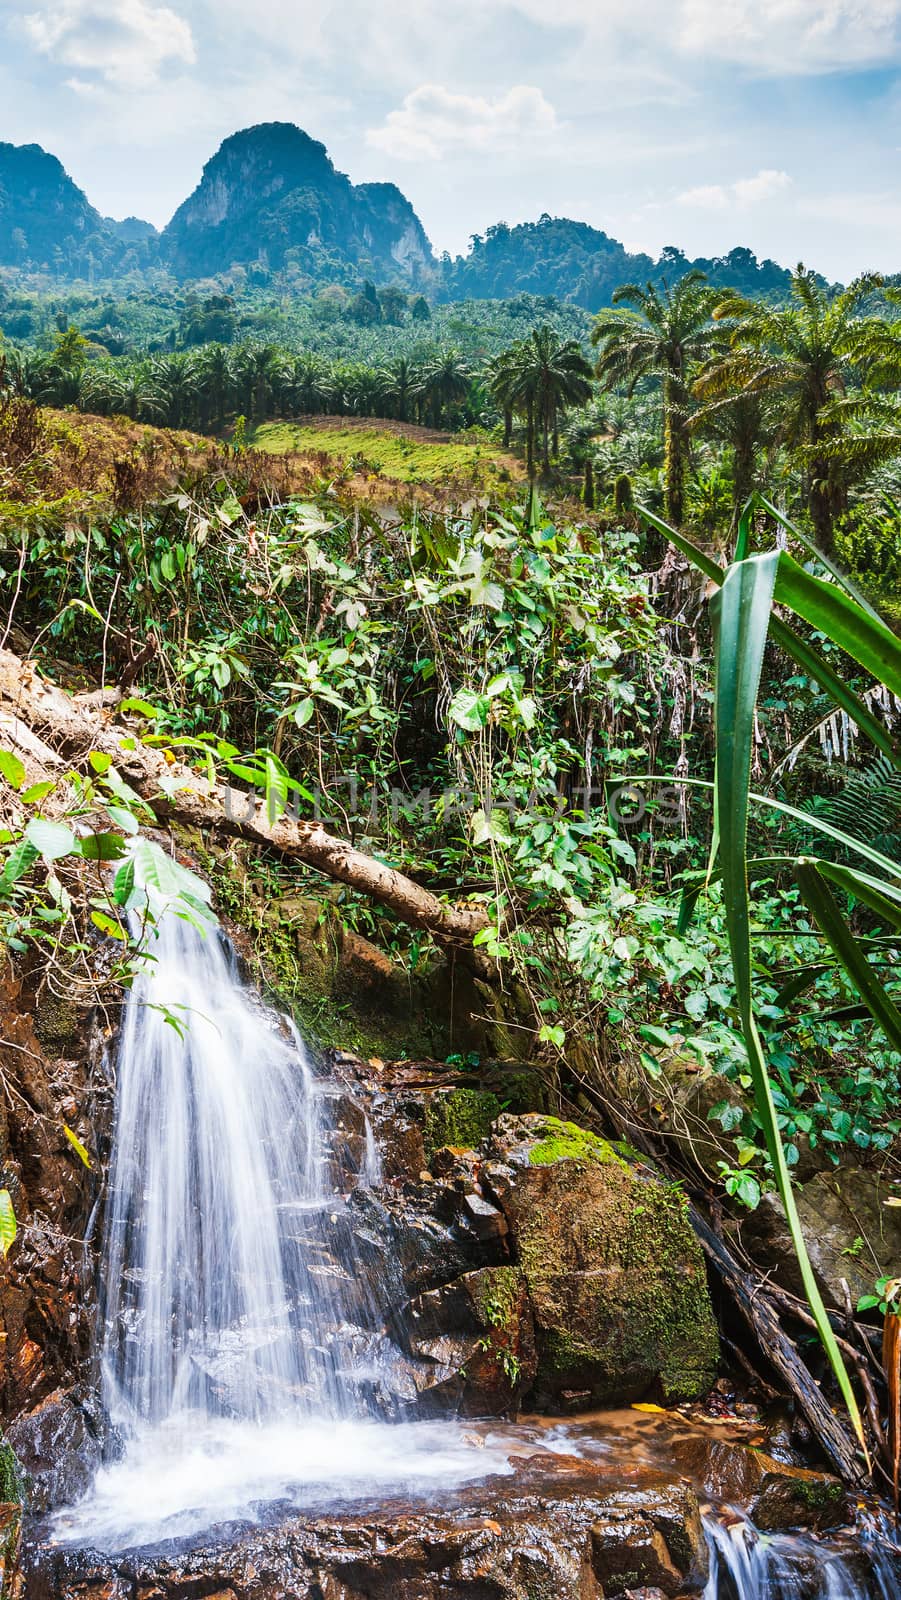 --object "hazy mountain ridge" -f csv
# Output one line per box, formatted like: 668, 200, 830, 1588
0, 123, 793, 304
